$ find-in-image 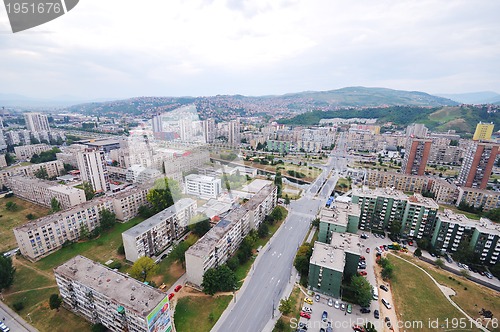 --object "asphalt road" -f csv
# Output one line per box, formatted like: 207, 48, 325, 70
0, 300, 38, 332
215, 157, 340, 332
